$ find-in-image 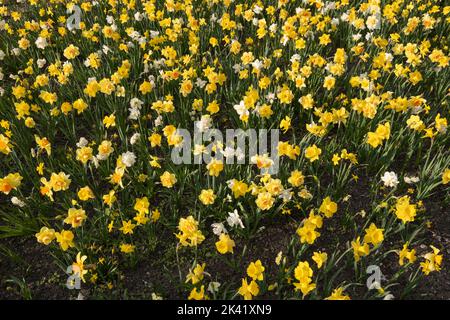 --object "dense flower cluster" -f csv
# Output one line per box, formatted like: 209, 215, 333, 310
0, 0, 448, 300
